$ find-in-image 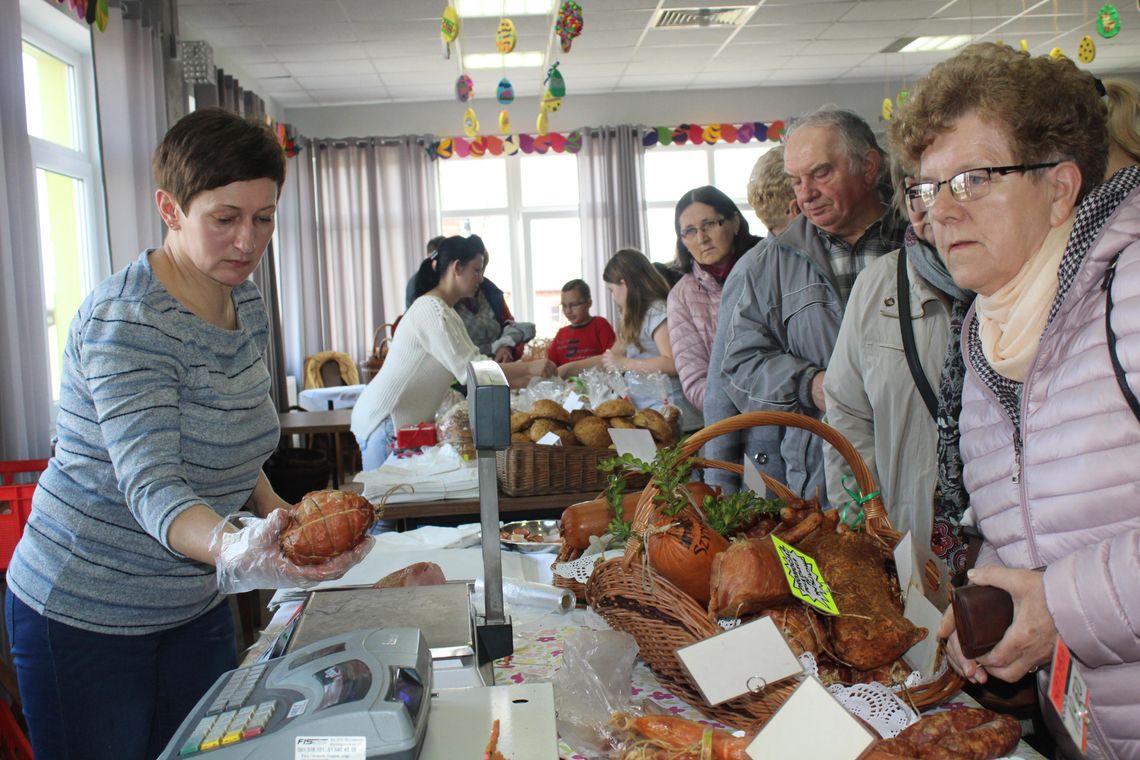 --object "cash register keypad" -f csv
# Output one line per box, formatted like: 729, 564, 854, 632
178, 664, 278, 756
